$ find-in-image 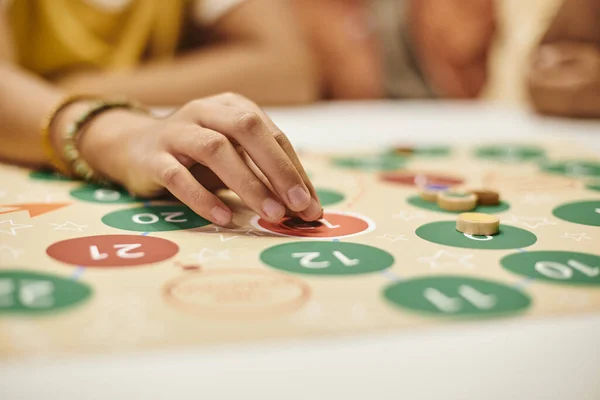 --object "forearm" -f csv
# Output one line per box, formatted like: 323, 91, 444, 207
61, 42, 319, 107
0, 62, 63, 167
